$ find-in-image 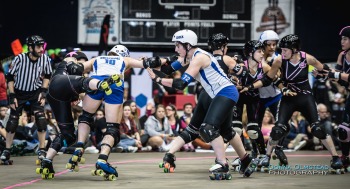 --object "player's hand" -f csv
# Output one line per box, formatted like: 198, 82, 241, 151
281, 87, 297, 96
